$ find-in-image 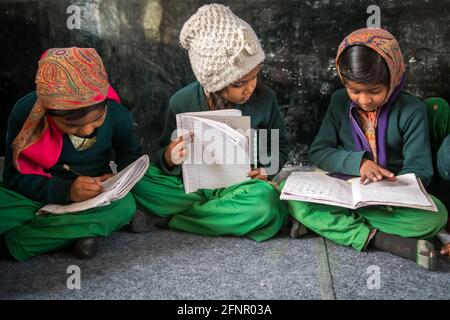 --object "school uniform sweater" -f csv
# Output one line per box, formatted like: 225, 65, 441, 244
3, 92, 142, 205
309, 88, 434, 186
155, 81, 290, 178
